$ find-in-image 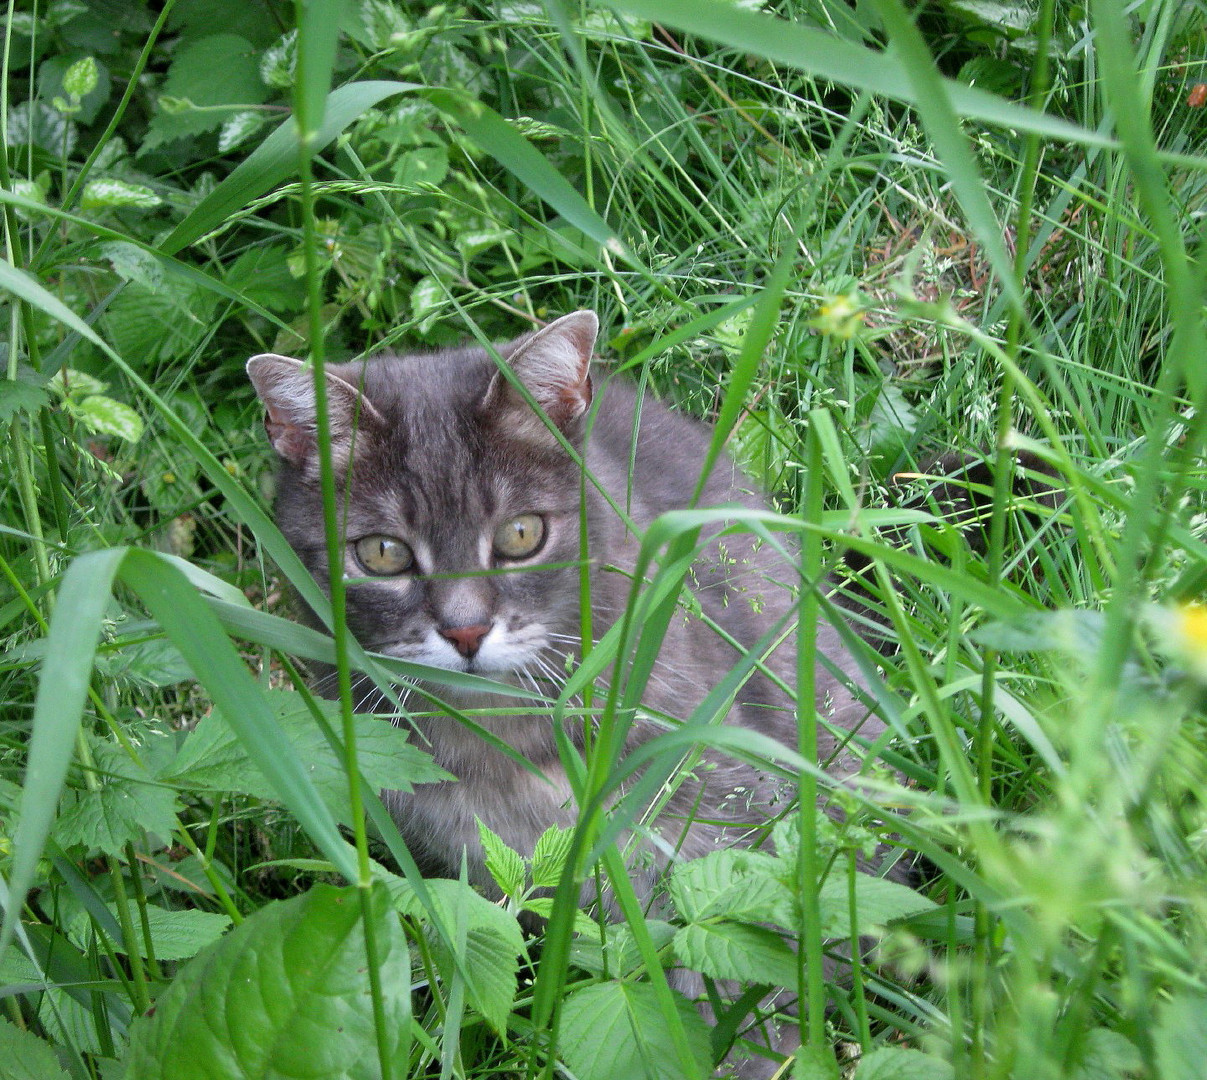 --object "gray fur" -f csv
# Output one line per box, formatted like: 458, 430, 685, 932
249, 311, 886, 1074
